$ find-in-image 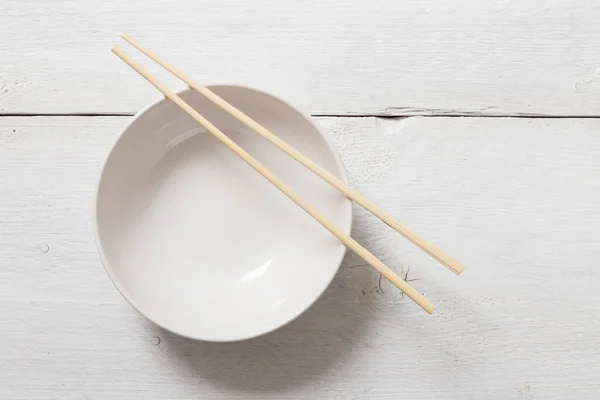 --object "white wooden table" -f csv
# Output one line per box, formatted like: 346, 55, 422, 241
2, 1, 600, 398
